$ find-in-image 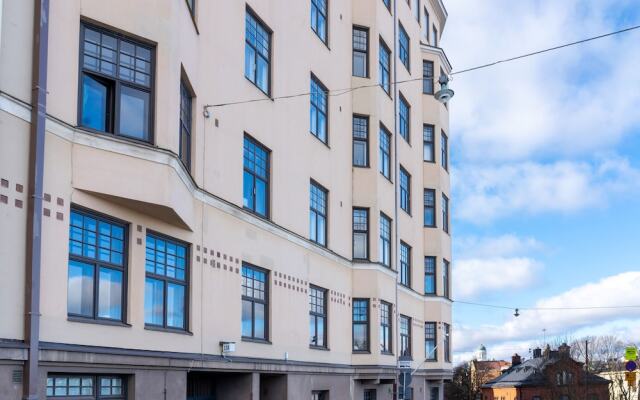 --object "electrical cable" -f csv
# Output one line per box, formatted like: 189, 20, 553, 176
203, 24, 640, 109
453, 300, 640, 311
